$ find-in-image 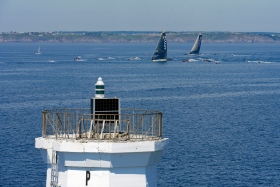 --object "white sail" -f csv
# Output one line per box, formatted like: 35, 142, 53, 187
190, 34, 202, 54
36, 46, 41, 54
